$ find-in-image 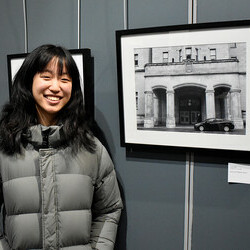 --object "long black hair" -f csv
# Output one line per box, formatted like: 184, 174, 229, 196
0, 44, 95, 155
